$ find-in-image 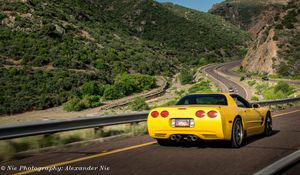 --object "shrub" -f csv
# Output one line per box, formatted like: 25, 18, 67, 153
282, 10, 297, 29
247, 80, 256, 86
39, 135, 61, 147
80, 81, 104, 96
0, 13, 6, 20
273, 35, 278, 41
240, 76, 245, 81
275, 24, 283, 30
63, 97, 84, 111
179, 68, 194, 85
0, 141, 16, 161
103, 85, 123, 100
80, 95, 102, 108
188, 80, 211, 93
277, 64, 291, 76
251, 96, 259, 101
128, 97, 149, 111
239, 66, 244, 72
274, 81, 295, 95
61, 135, 82, 144
255, 83, 269, 94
